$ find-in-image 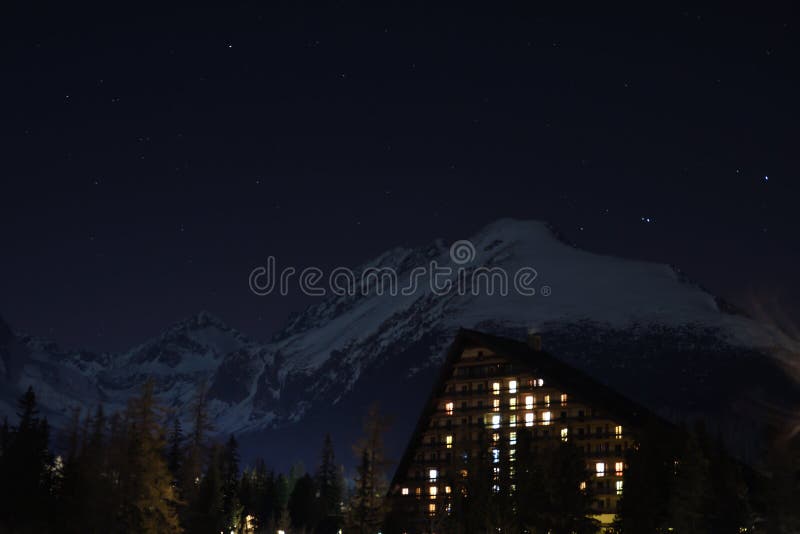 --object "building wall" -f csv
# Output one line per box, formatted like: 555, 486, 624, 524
389, 345, 632, 529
